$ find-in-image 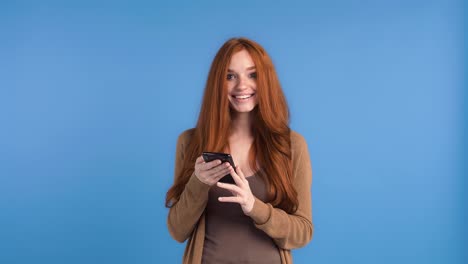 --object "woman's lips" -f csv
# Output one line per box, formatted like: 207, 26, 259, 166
231, 93, 255, 102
